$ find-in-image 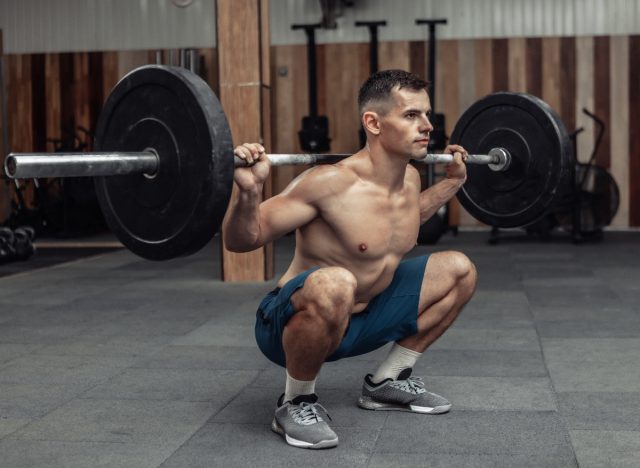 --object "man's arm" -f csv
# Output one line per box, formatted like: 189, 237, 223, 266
419, 144, 468, 224
223, 143, 323, 252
